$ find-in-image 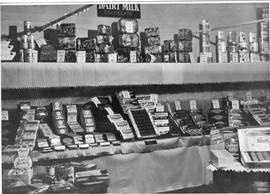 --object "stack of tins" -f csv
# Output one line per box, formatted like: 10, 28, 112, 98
257, 7, 269, 61
227, 31, 238, 62
56, 23, 76, 62
143, 27, 163, 63
95, 25, 113, 63
118, 18, 139, 62
19, 21, 38, 62
238, 32, 250, 63
175, 29, 193, 63
76, 36, 96, 63
199, 20, 213, 63
216, 31, 227, 63
249, 32, 260, 62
